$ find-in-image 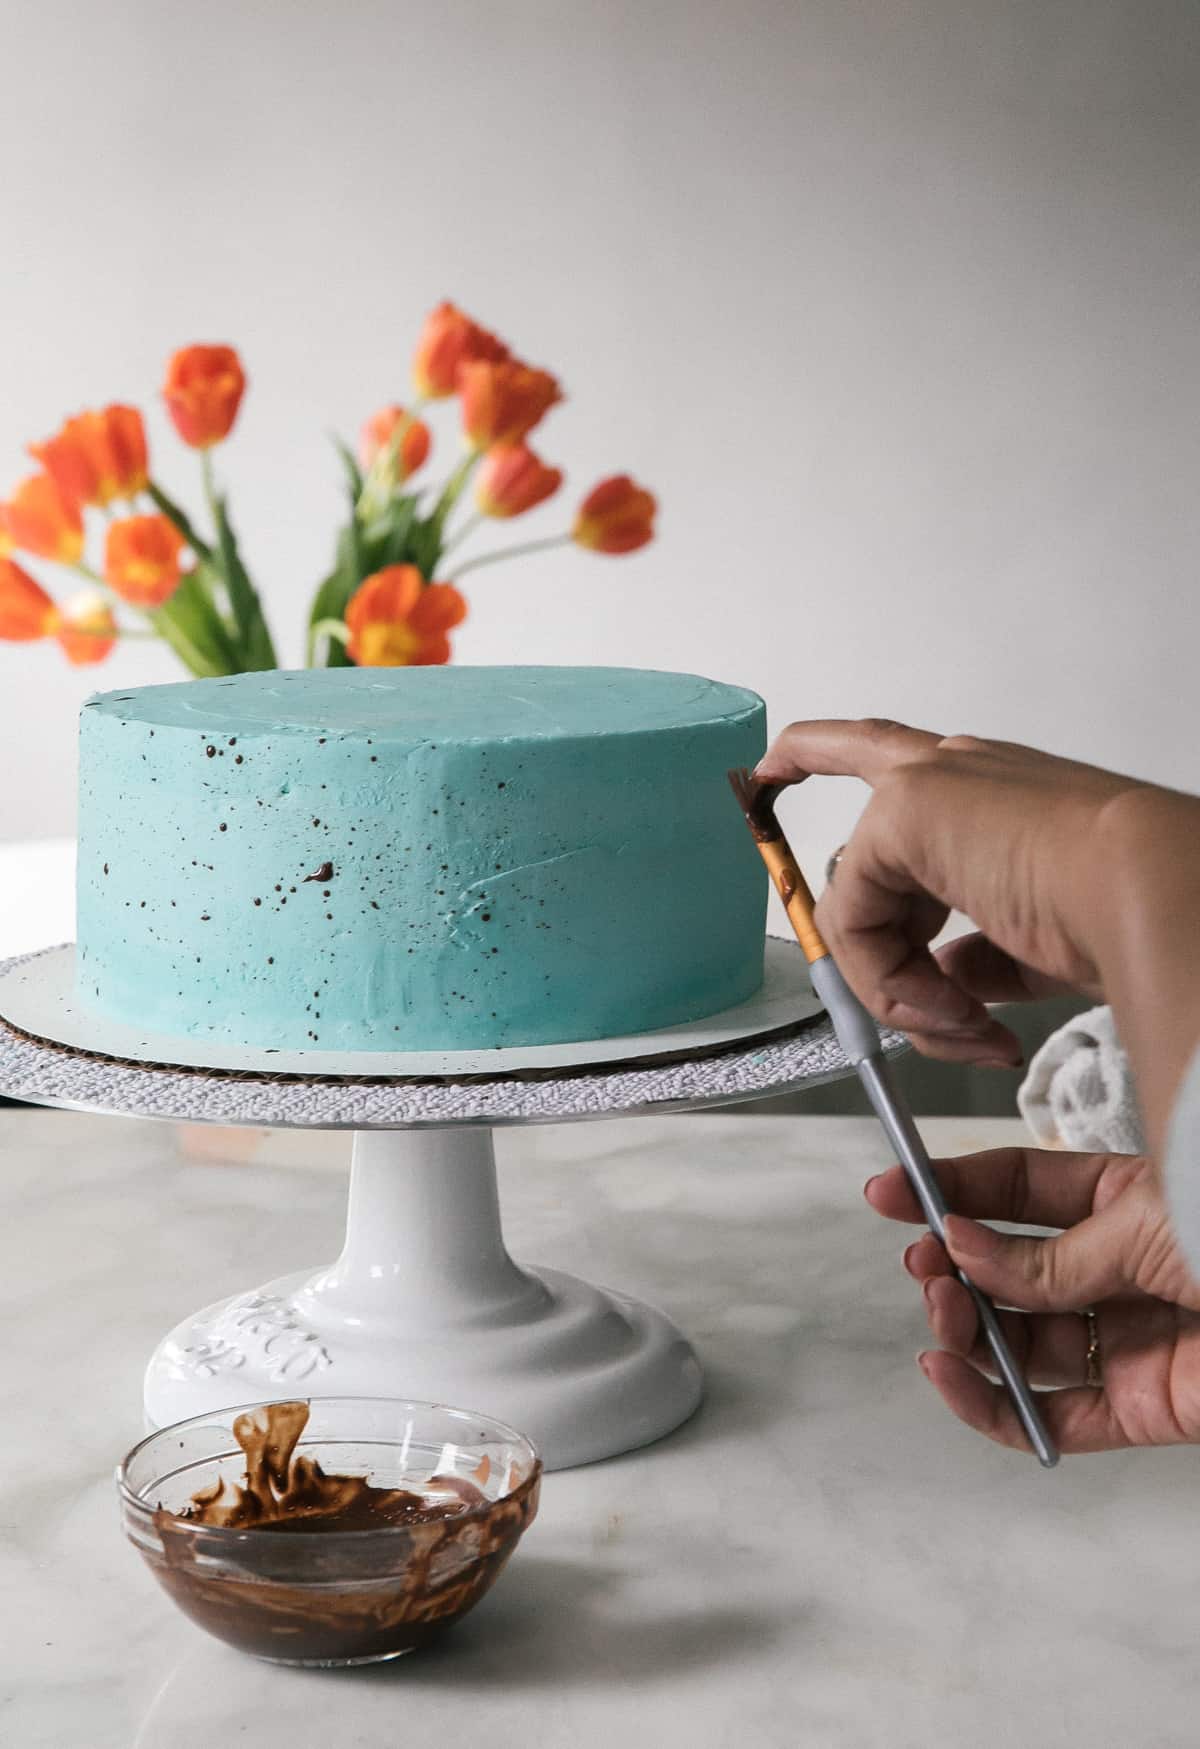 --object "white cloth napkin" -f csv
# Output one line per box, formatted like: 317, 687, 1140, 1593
1018, 1004, 1146, 1155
